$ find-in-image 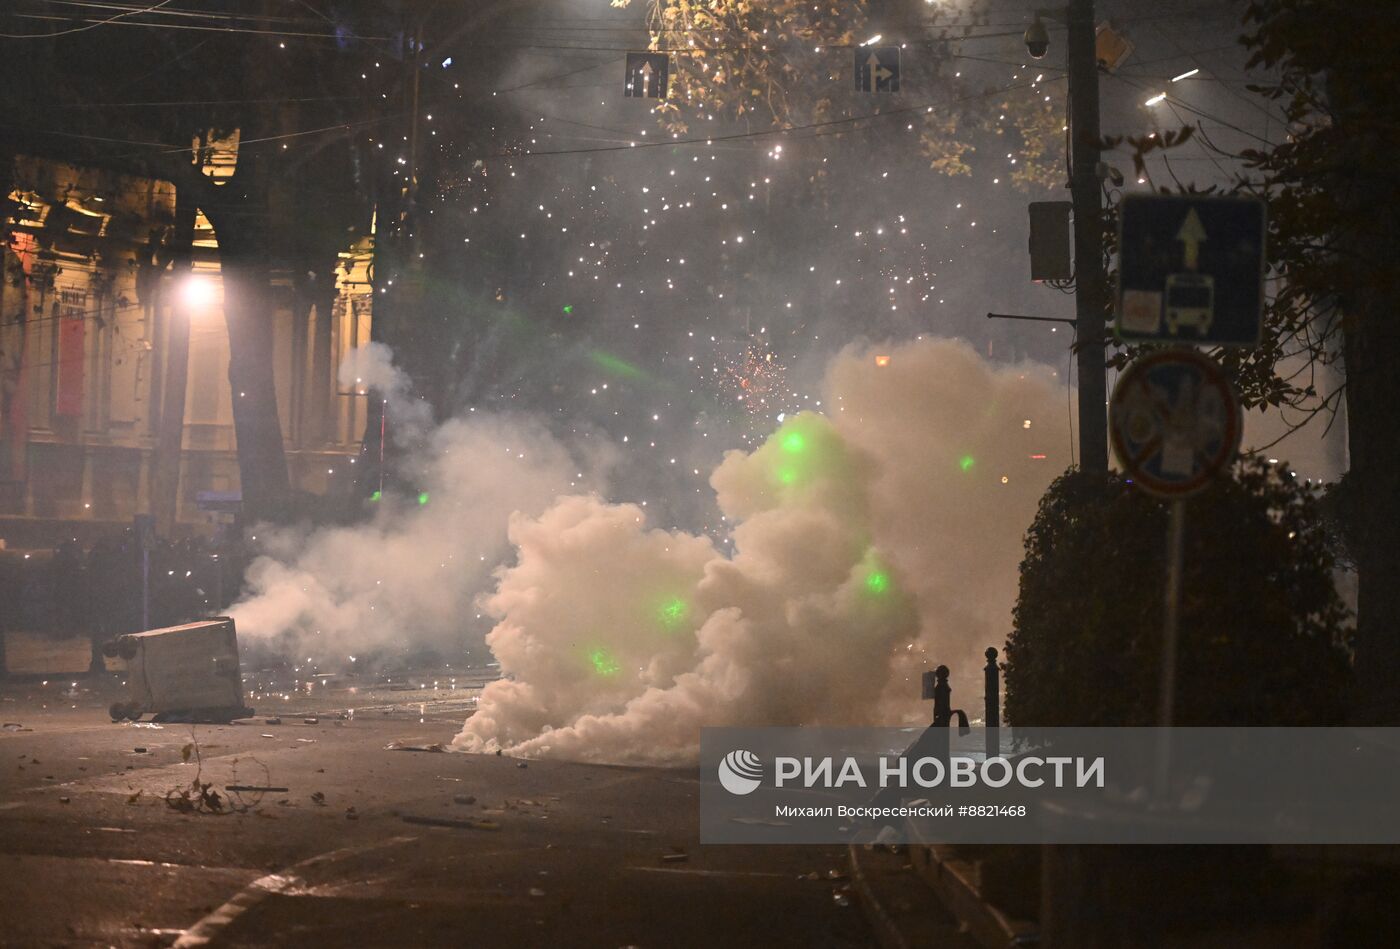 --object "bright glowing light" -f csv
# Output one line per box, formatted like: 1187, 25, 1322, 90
1170, 68, 1199, 82
1145, 93, 1167, 106
417, 491, 430, 506
959, 455, 975, 472
179, 275, 217, 308
874, 355, 891, 367
780, 431, 805, 453
865, 570, 891, 595
863, 34, 882, 45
